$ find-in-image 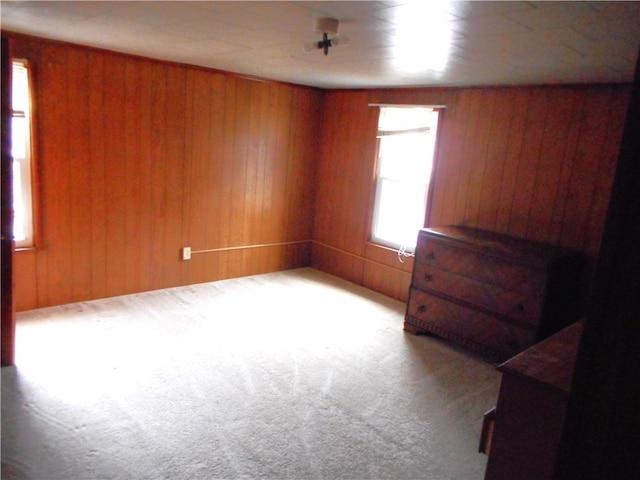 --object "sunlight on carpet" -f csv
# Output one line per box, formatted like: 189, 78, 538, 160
2, 268, 500, 480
